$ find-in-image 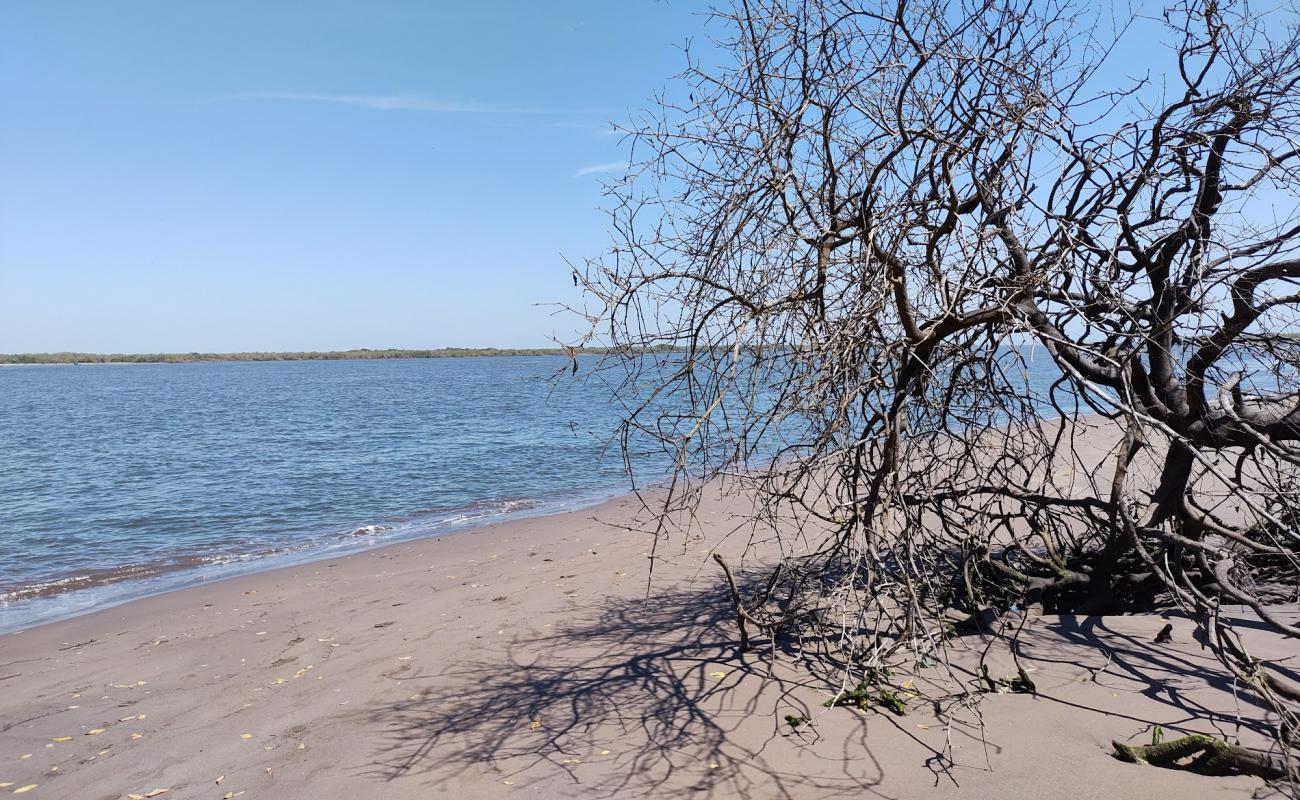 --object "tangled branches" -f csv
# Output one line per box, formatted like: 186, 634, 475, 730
575, 0, 1300, 787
